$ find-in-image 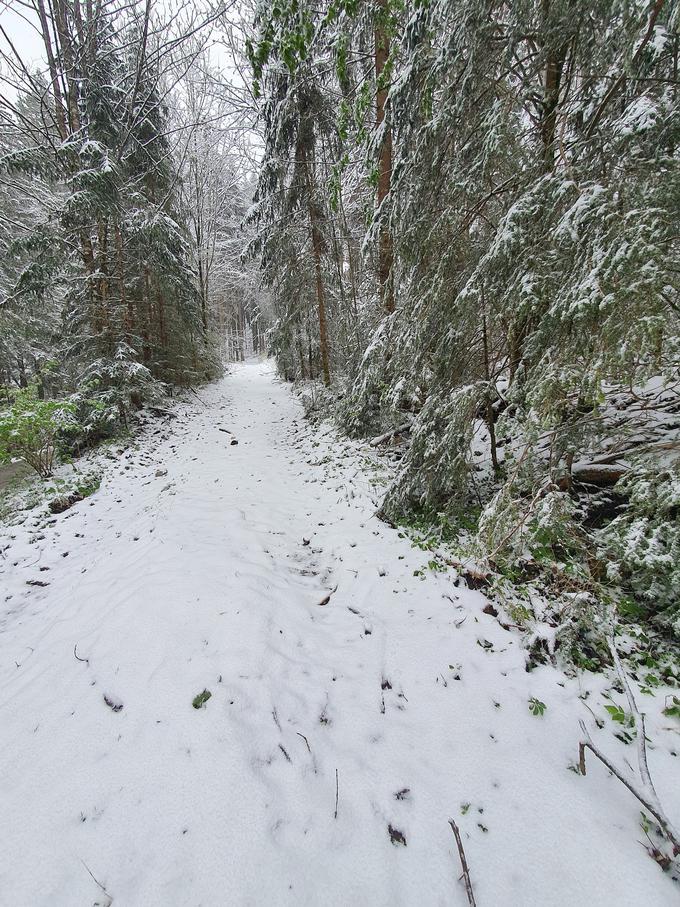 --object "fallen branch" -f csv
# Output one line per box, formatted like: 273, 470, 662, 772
81, 859, 112, 905
369, 423, 412, 447
448, 819, 477, 906
578, 727, 678, 854
577, 637, 679, 856
188, 386, 208, 407
589, 438, 680, 466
